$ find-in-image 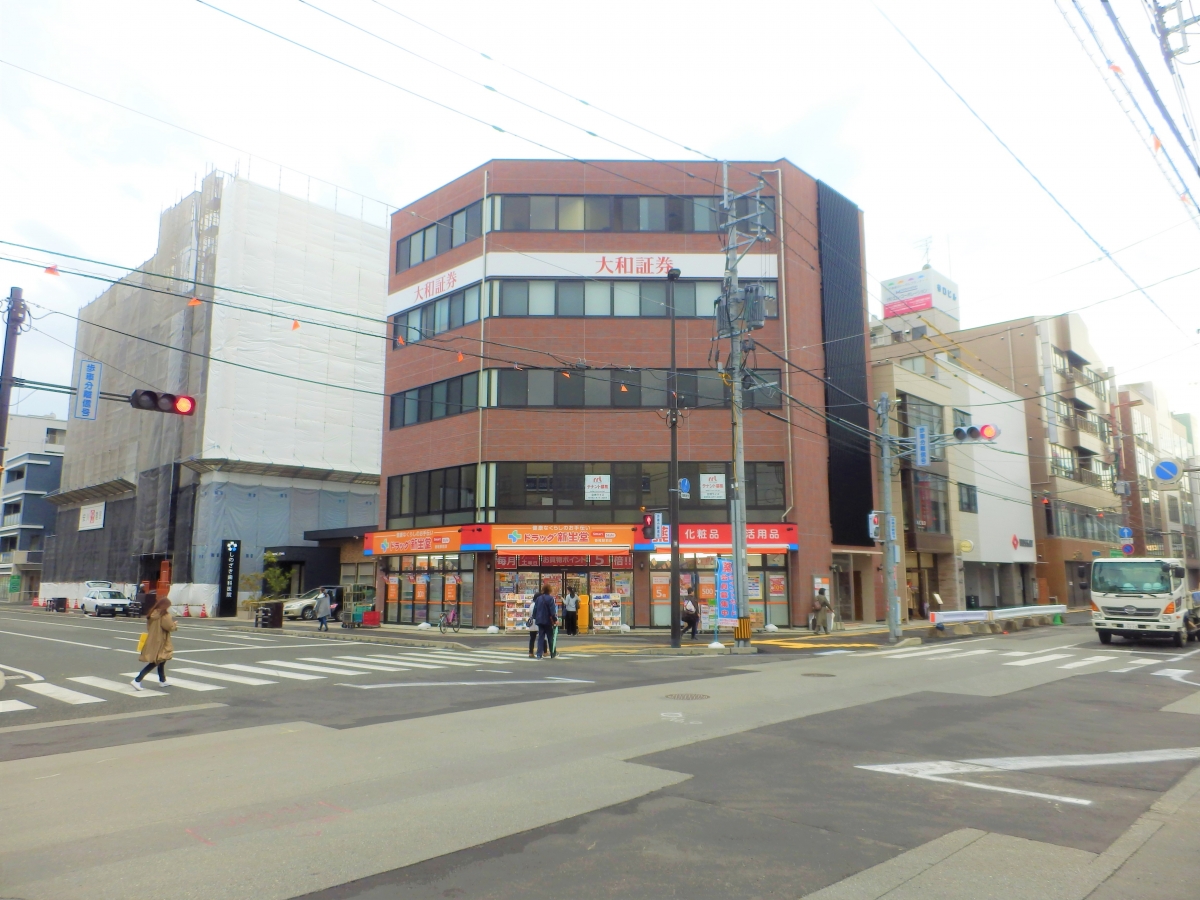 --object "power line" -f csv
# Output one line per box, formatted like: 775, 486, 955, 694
873, 1, 1191, 338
